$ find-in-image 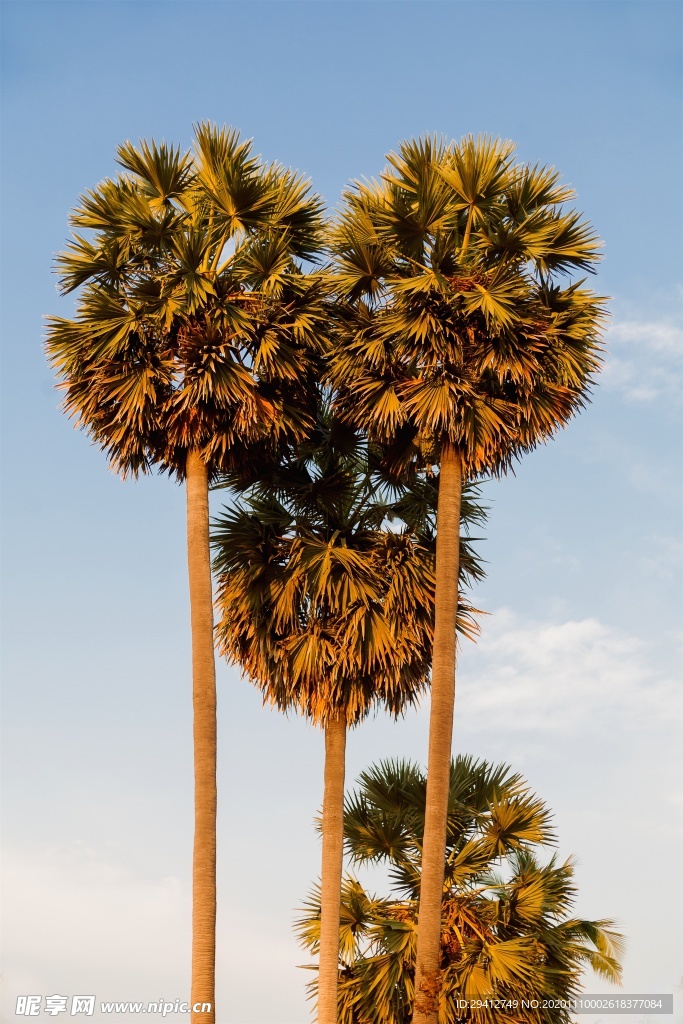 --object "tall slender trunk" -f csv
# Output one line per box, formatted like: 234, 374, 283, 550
186, 449, 217, 1024
317, 713, 347, 1024
413, 440, 462, 1024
